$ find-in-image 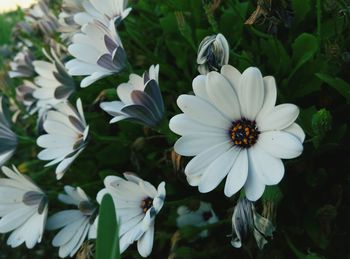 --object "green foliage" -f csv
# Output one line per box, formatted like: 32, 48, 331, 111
96, 194, 120, 259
